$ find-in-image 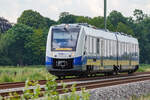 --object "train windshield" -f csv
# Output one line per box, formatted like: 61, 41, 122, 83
51, 28, 80, 51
